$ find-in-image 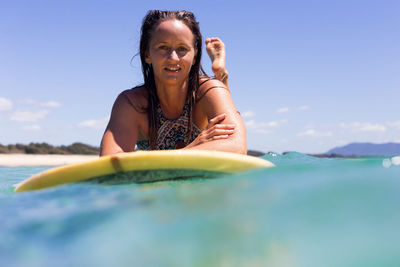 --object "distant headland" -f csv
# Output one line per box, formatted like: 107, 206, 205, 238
323, 142, 400, 157
309, 142, 400, 158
